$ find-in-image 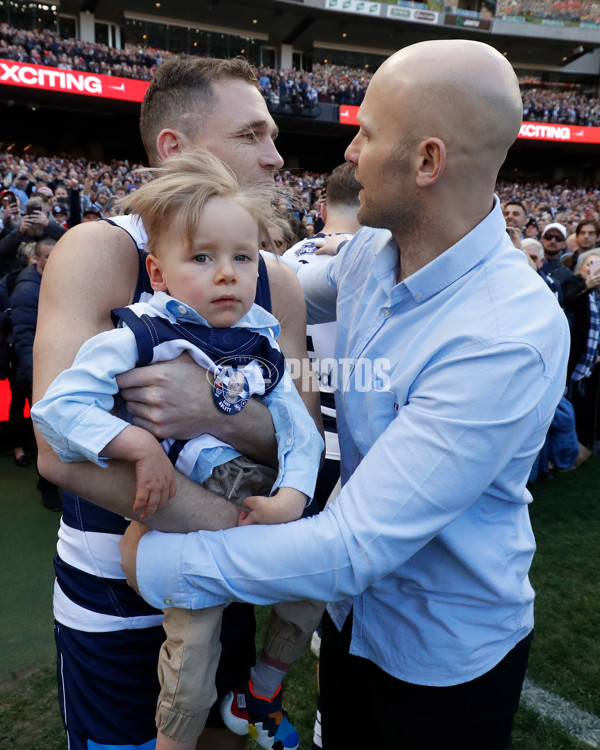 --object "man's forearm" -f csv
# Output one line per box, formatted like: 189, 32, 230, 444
207, 395, 278, 469
37, 437, 239, 532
